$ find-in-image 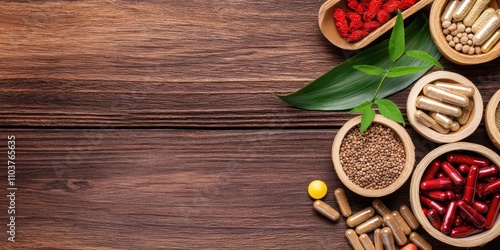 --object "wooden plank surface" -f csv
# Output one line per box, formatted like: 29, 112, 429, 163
0, 0, 499, 249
